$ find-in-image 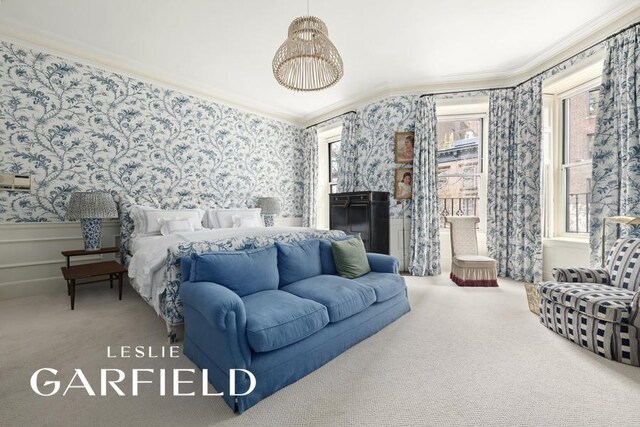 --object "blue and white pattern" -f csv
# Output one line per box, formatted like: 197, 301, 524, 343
409, 96, 441, 276
589, 25, 640, 265
487, 78, 544, 284
337, 112, 359, 193
355, 96, 418, 219
161, 230, 346, 325
0, 41, 304, 222
540, 236, 640, 366
301, 127, 318, 228
80, 218, 102, 250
